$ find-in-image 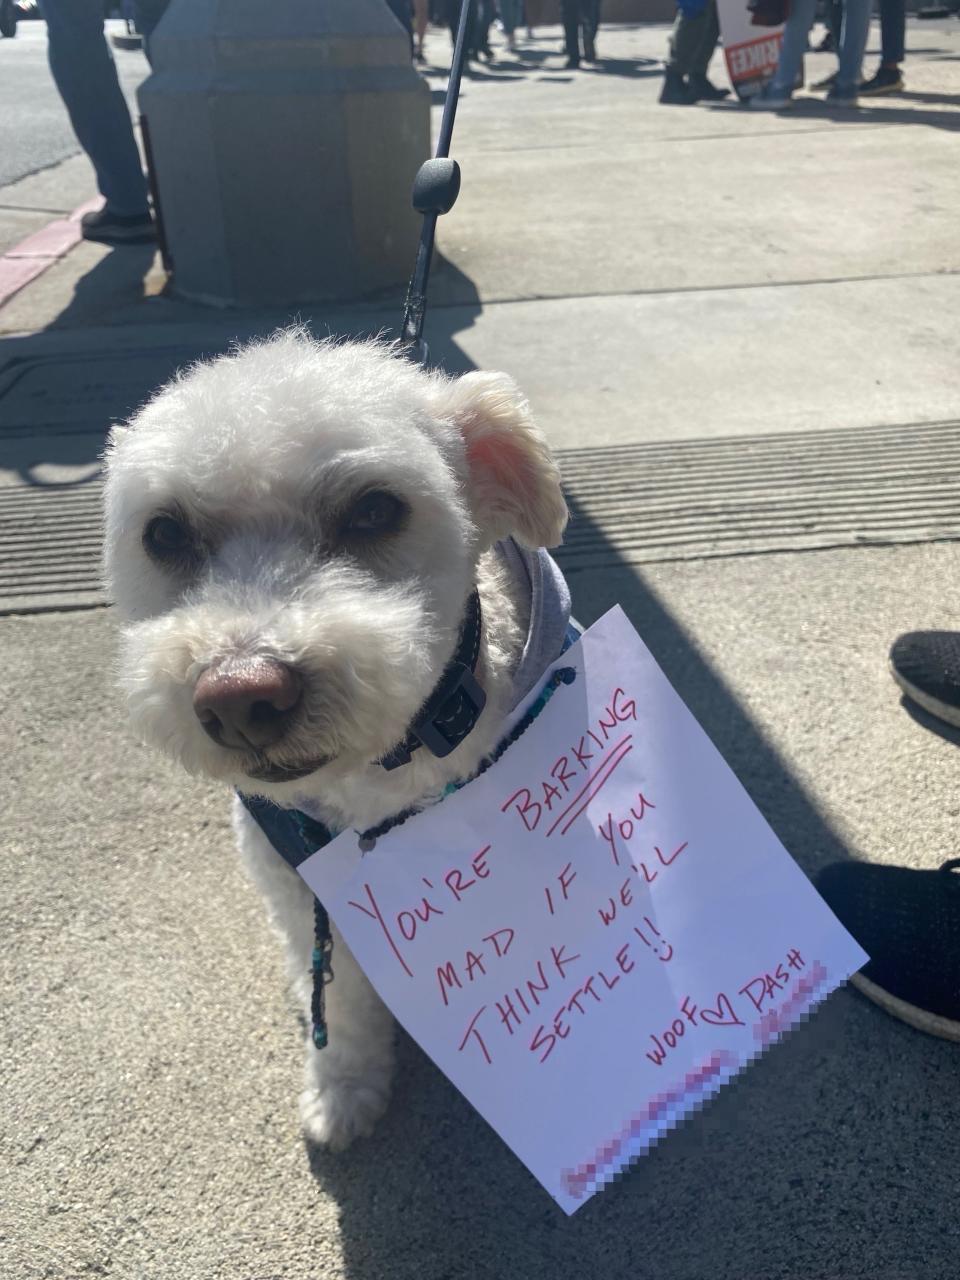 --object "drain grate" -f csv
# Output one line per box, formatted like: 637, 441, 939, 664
3, 419, 960, 614
558, 418, 960, 570
0, 482, 103, 613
